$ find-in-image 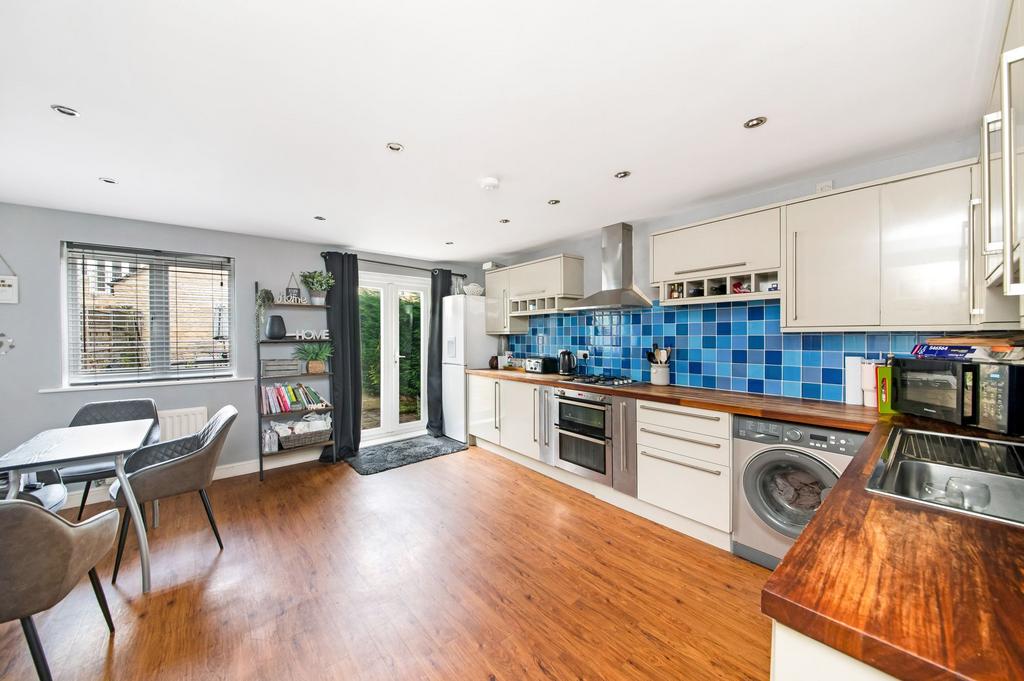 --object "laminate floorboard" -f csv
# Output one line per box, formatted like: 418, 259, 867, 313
0, 446, 770, 680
